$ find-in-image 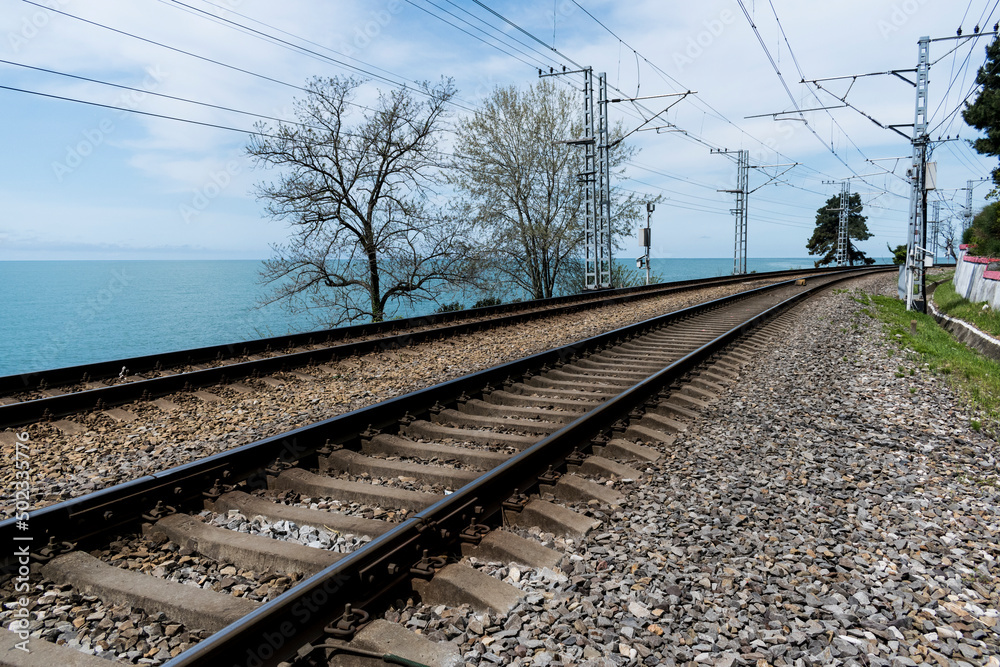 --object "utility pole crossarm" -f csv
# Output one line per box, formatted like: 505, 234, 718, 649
747, 163, 798, 194
608, 91, 694, 148
744, 105, 846, 120
799, 69, 917, 85
807, 81, 912, 140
